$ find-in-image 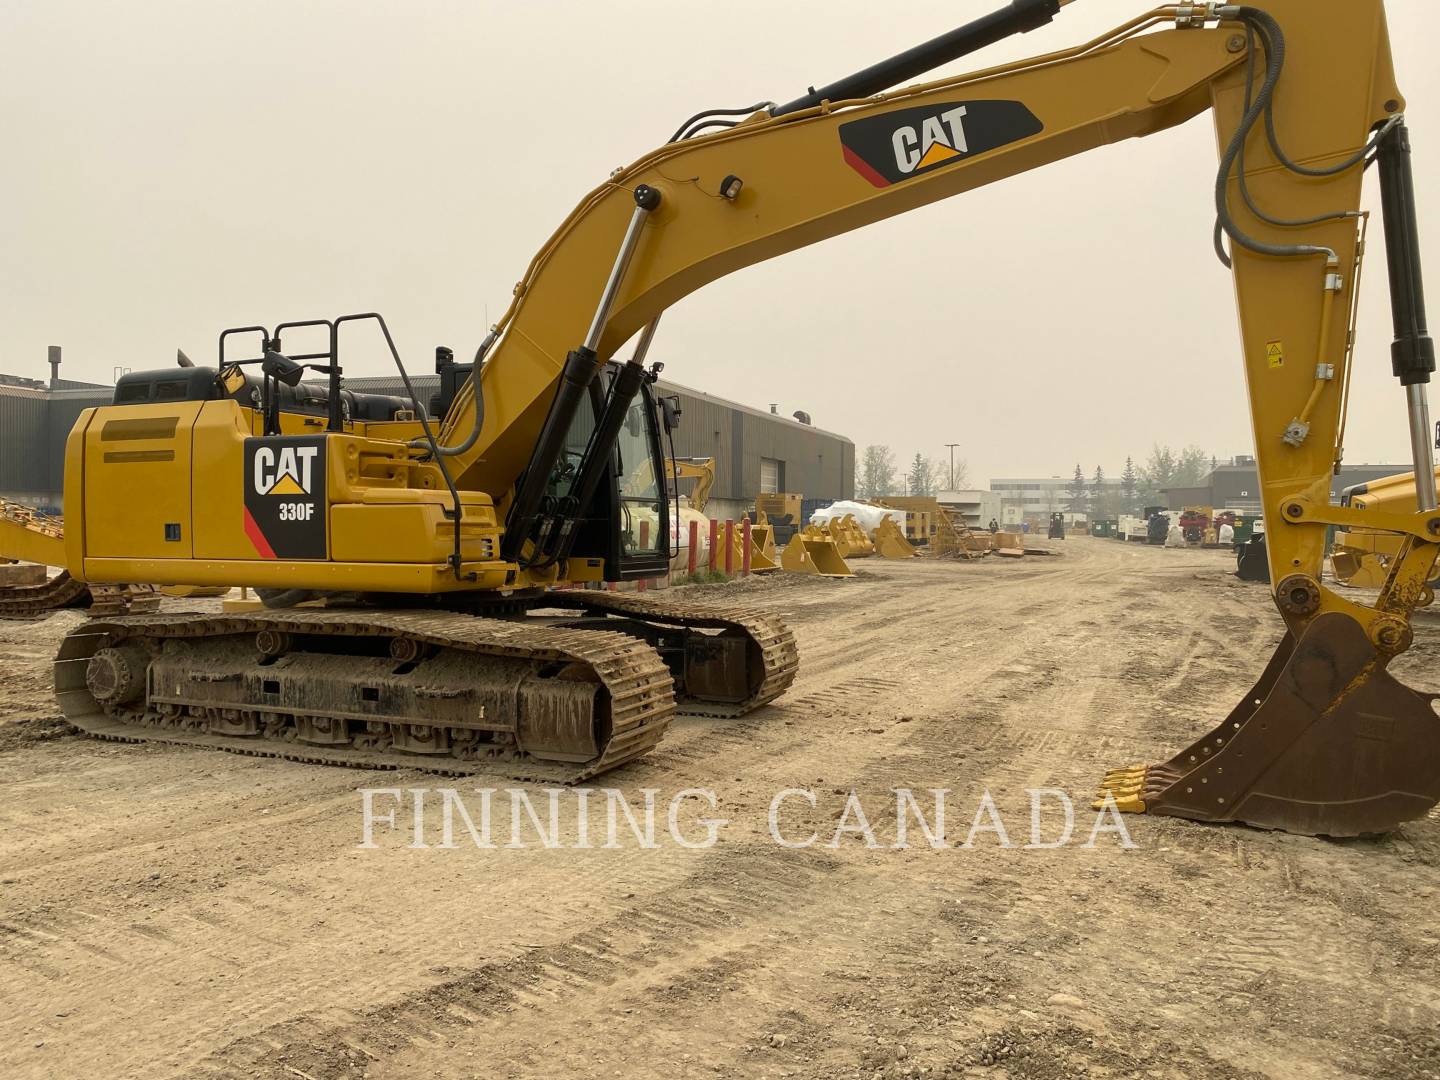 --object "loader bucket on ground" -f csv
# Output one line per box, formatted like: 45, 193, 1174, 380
1095, 612, 1440, 836
780, 535, 853, 577
873, 518, 917, 559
